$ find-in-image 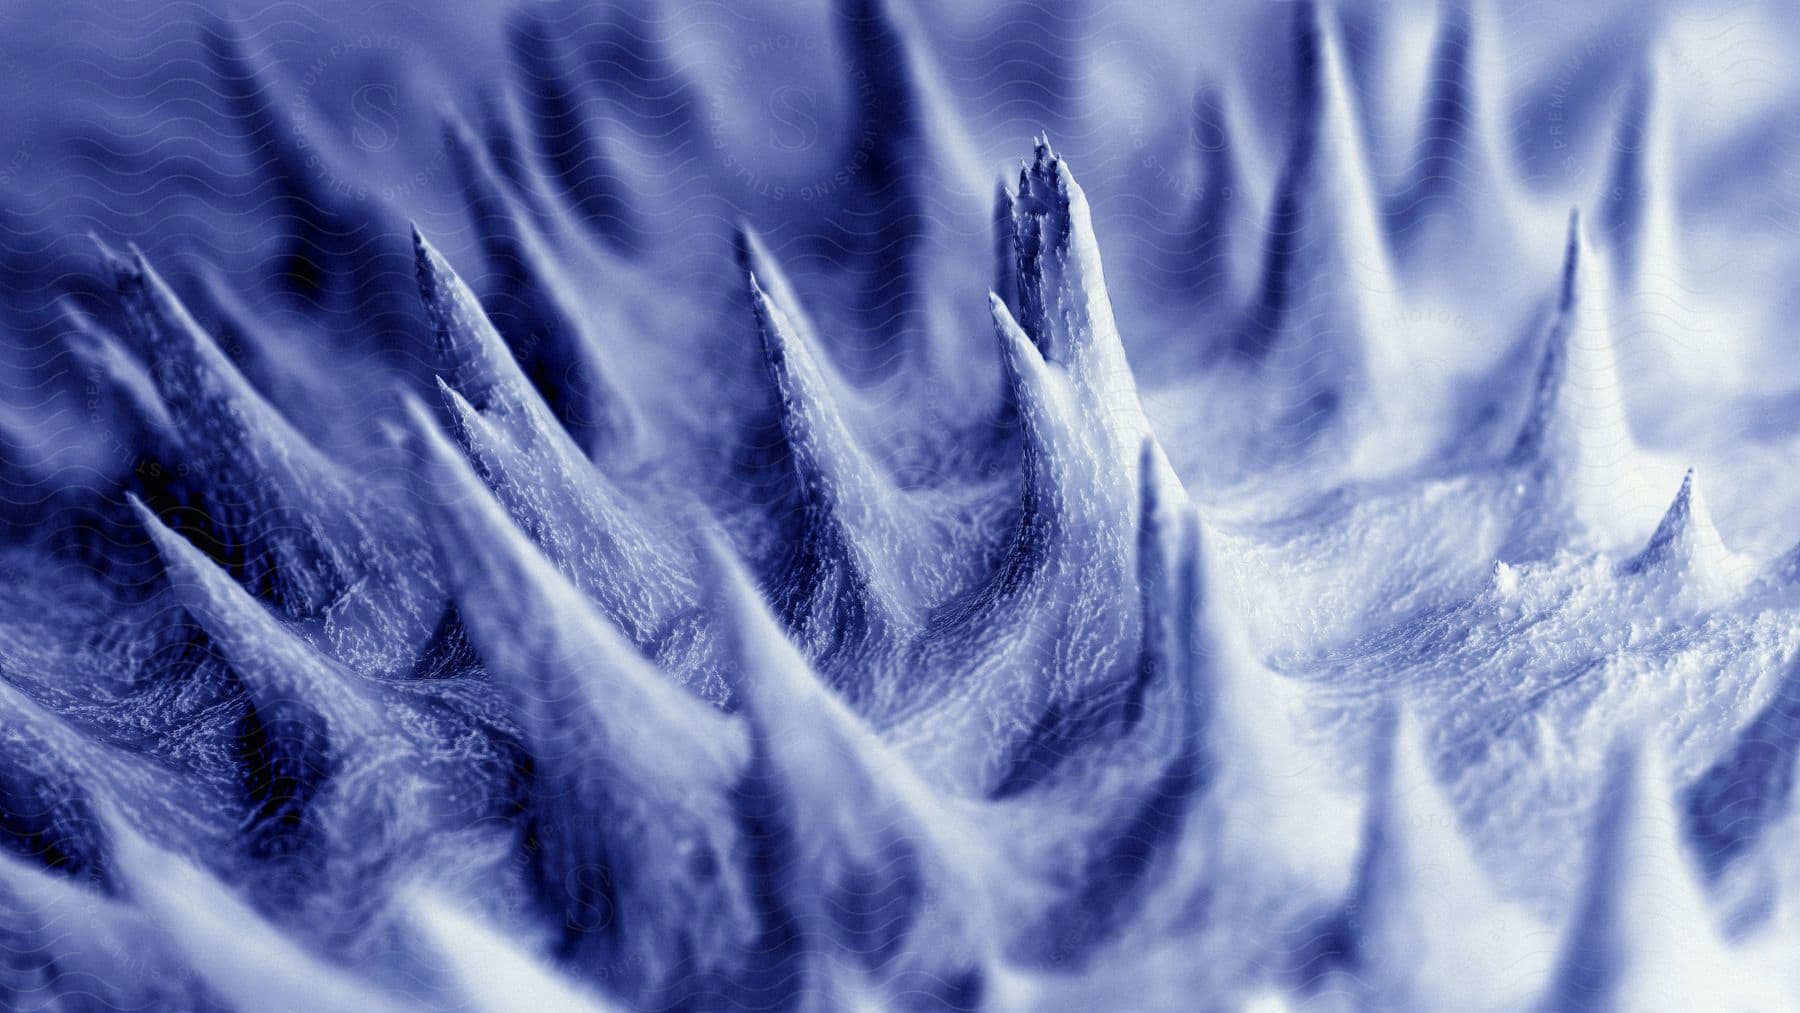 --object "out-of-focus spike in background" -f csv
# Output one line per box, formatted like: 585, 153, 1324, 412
1, 0, 1800, 1009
